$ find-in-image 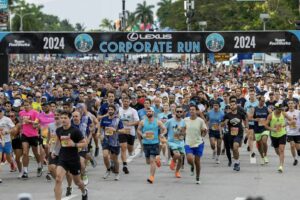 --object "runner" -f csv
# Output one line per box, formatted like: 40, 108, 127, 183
207, 101, 224, 164
0, 107, 15, 183
100, 105, 129, 180
265, 103, 294, 172
223, 99, 248, 172
184, 104, 207, 184
285, 100, 300, 166
19, 100, 43, 179
253, 96, 270, 165
165, 106, 186, 178
54, 111, 88, 200
119, 96, 139, 174
137, 107, 167, 184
